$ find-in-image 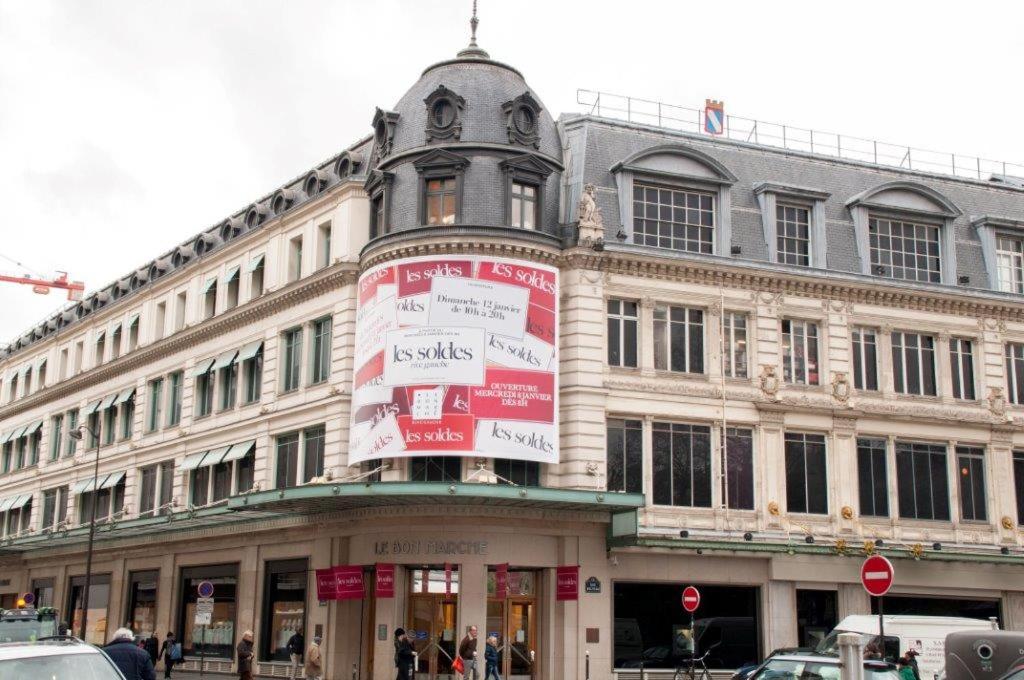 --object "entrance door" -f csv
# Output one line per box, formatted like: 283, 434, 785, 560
486, 571, 539, 680
410, 594, 458, 680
